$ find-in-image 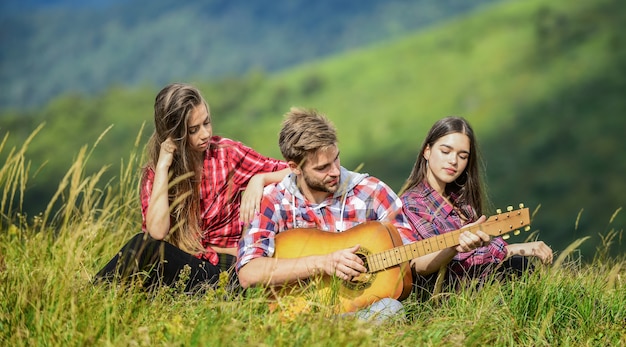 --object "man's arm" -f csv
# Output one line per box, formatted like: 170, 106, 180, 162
238, 255, 319, 288
238, 245, 366, 289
